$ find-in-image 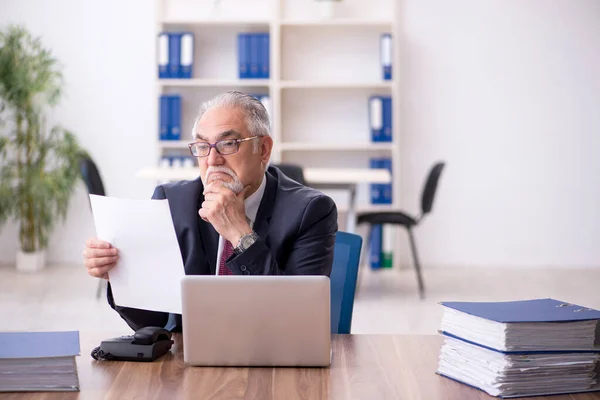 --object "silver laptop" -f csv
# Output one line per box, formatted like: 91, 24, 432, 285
181, 275, 331, 367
